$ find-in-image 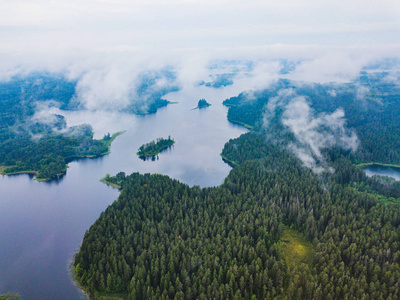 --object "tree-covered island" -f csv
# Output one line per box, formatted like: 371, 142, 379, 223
137, 136, 175, 157
192, 99, 211, 110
